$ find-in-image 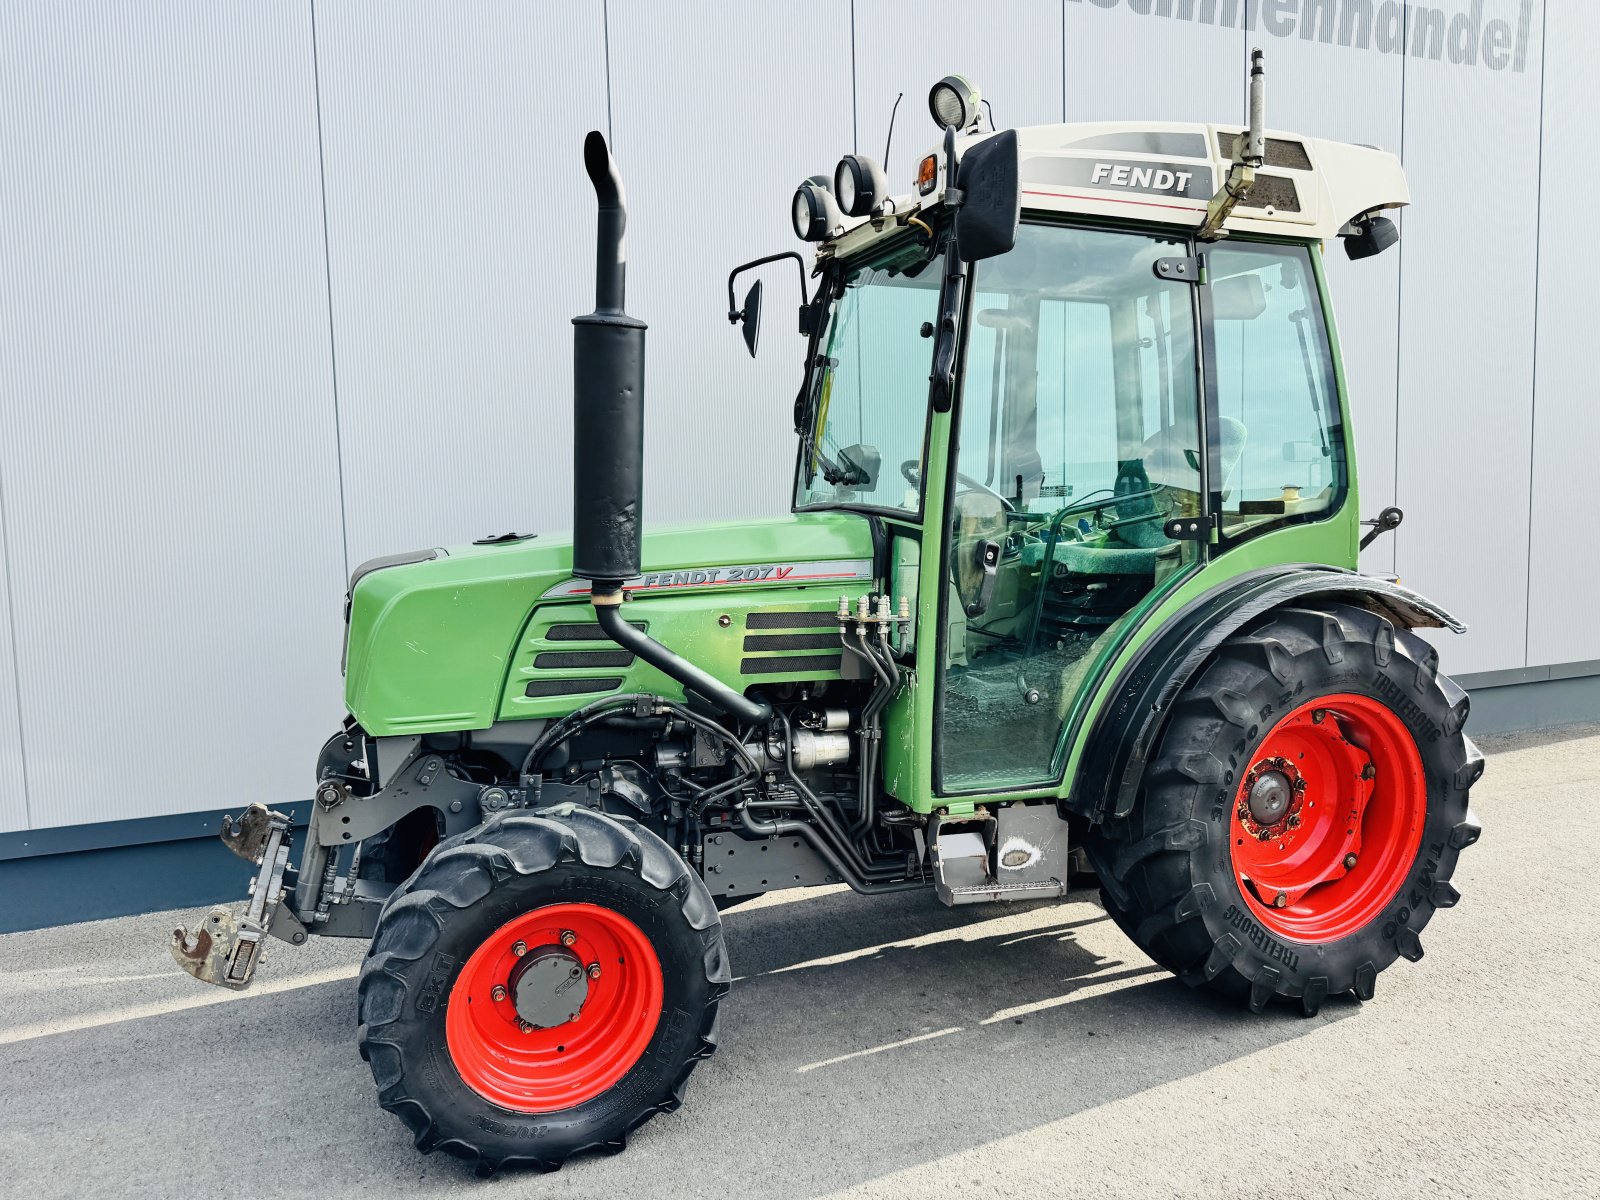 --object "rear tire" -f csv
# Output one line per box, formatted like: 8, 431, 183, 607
356, 805, 729, 1174
1084, 602, 1482, 1015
